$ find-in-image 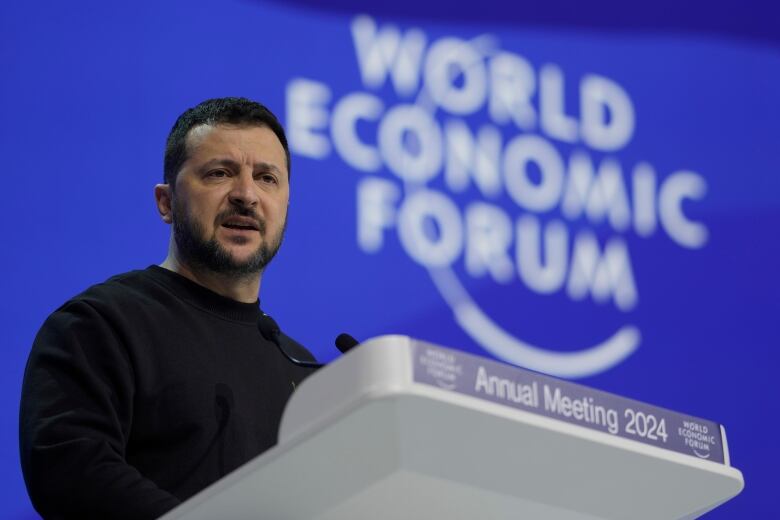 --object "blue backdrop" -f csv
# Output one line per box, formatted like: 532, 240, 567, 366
2, 0, 778, 517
